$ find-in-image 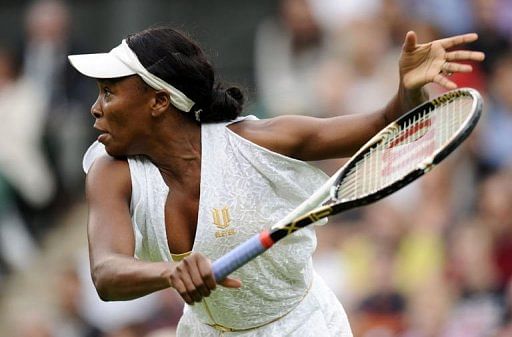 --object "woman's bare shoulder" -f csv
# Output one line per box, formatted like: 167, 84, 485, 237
227, 115, 320, 159
86, 154, 131, 202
